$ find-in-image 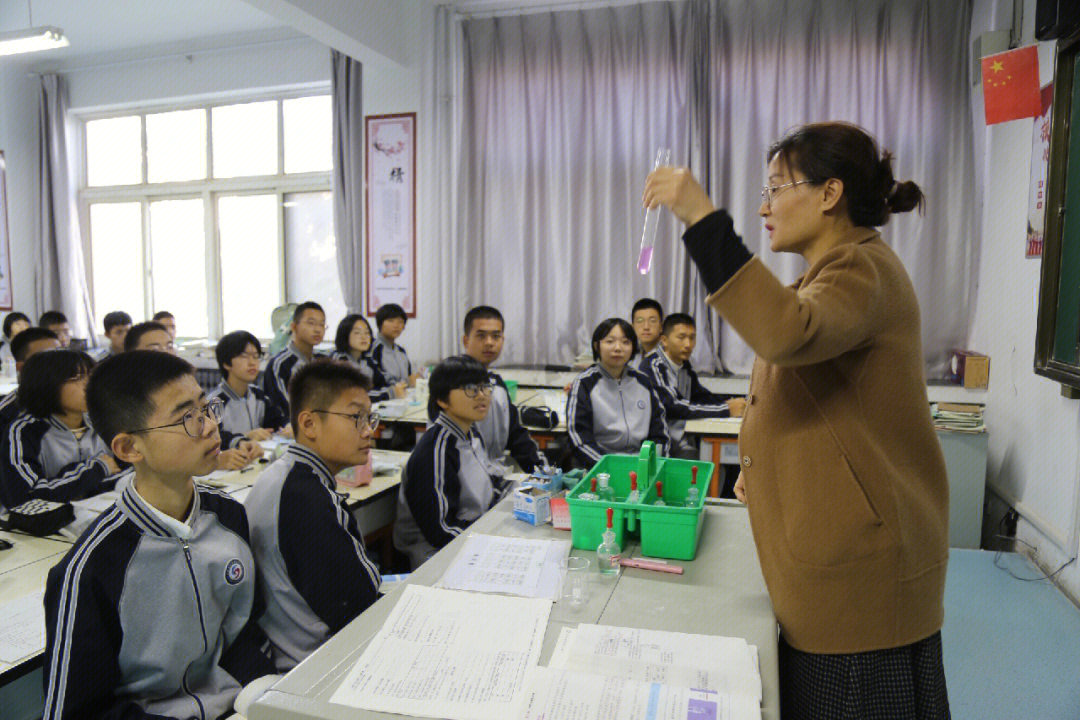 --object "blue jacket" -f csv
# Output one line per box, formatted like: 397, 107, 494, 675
642, 349, 731, 447
566, 365, 670, 466
330, 350, 395, 402
261, 342, 320, 418
474, 370, 545, 471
